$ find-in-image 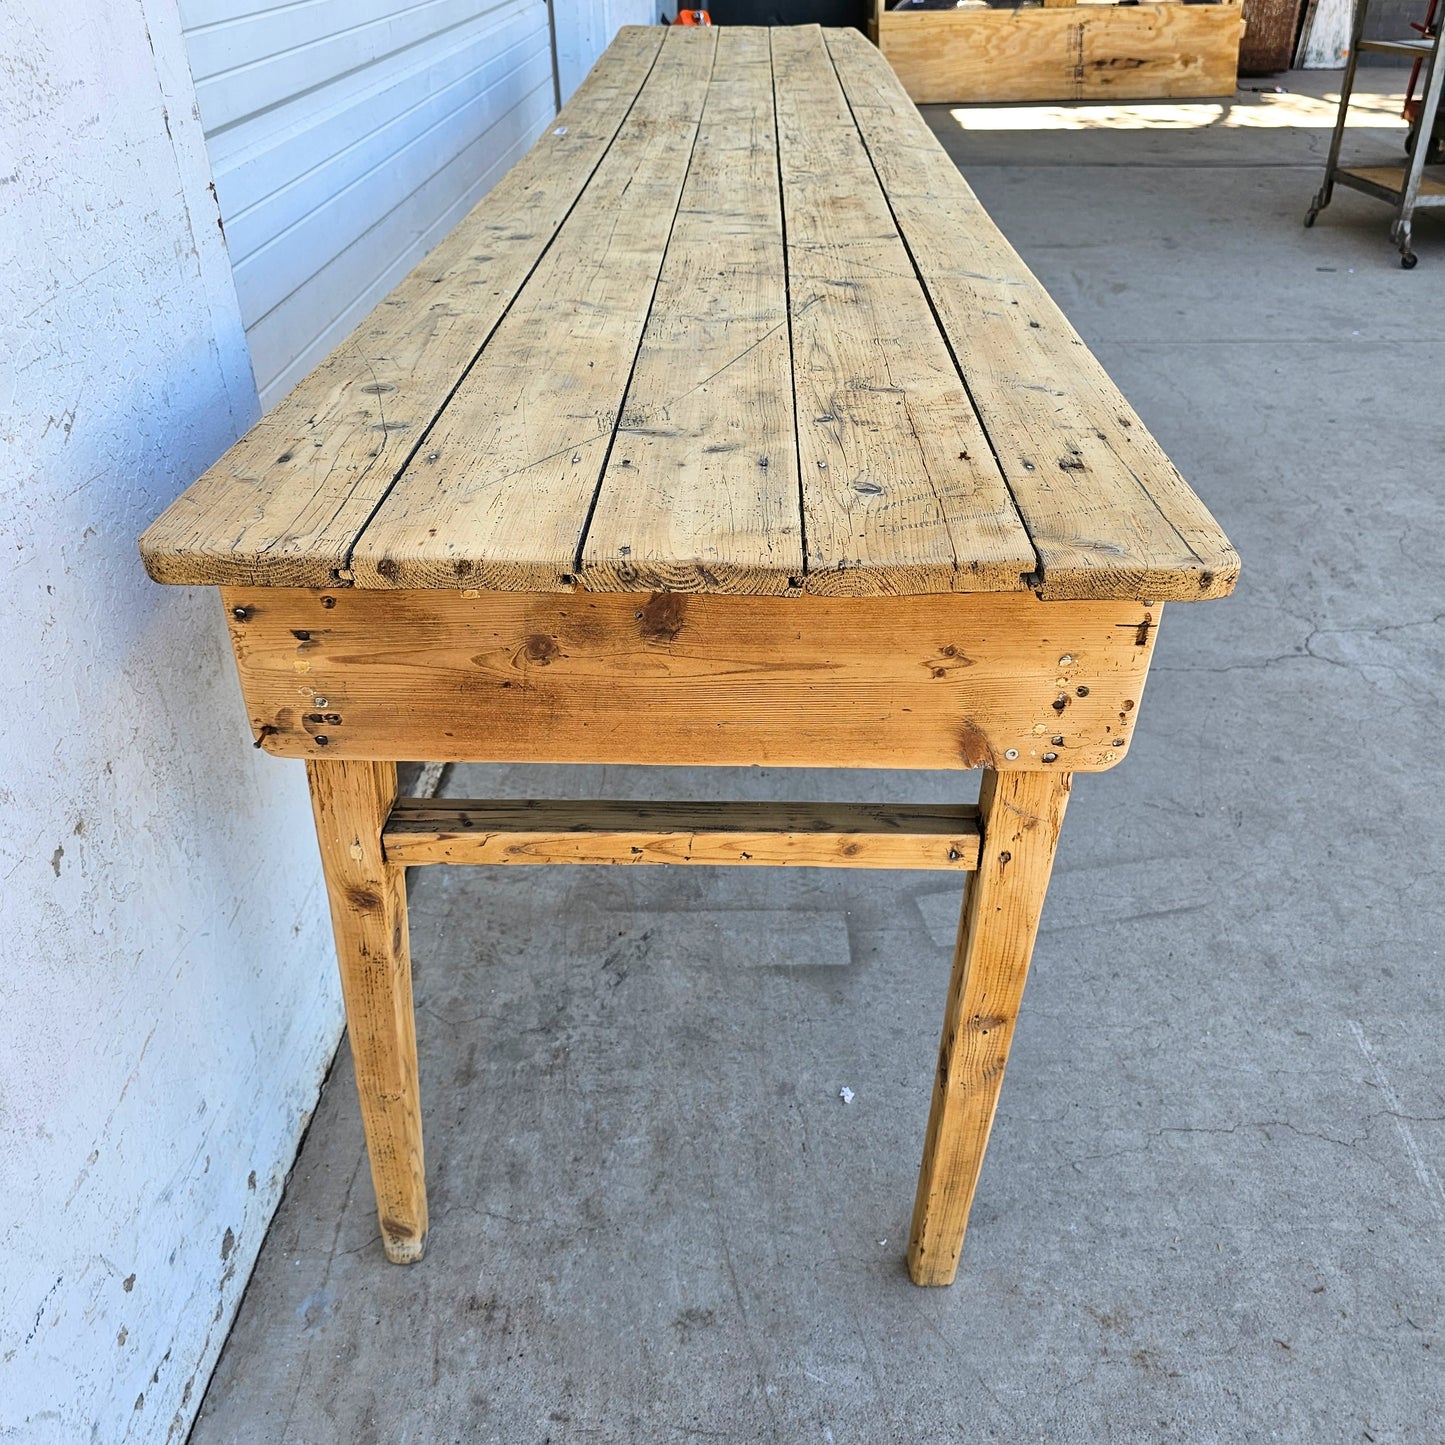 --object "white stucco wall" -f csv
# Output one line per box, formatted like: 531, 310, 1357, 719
0, 2, 342, 1440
